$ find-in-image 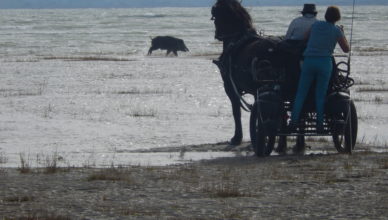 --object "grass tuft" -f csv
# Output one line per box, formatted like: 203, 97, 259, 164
213, 184, 243, 198
203, 181, 249, 198
356, 87, 388, 92
374, 95, 383, 104
43, 103, 54, 118
43, 153, 60, 174
43, 56, 134, 62
0, 89, 42, 97
128, 108, 157, 117
18, 153, 32, 174
378, 158, 388, 169
120, 207, 161, 217
87, 167, 131, 182
3, 212, 71, 220
325, 177, 350, 184
0, 152, 7, 164
343, 161, 353, 171
4, 195, 34, 203
114, 88, 172, 95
